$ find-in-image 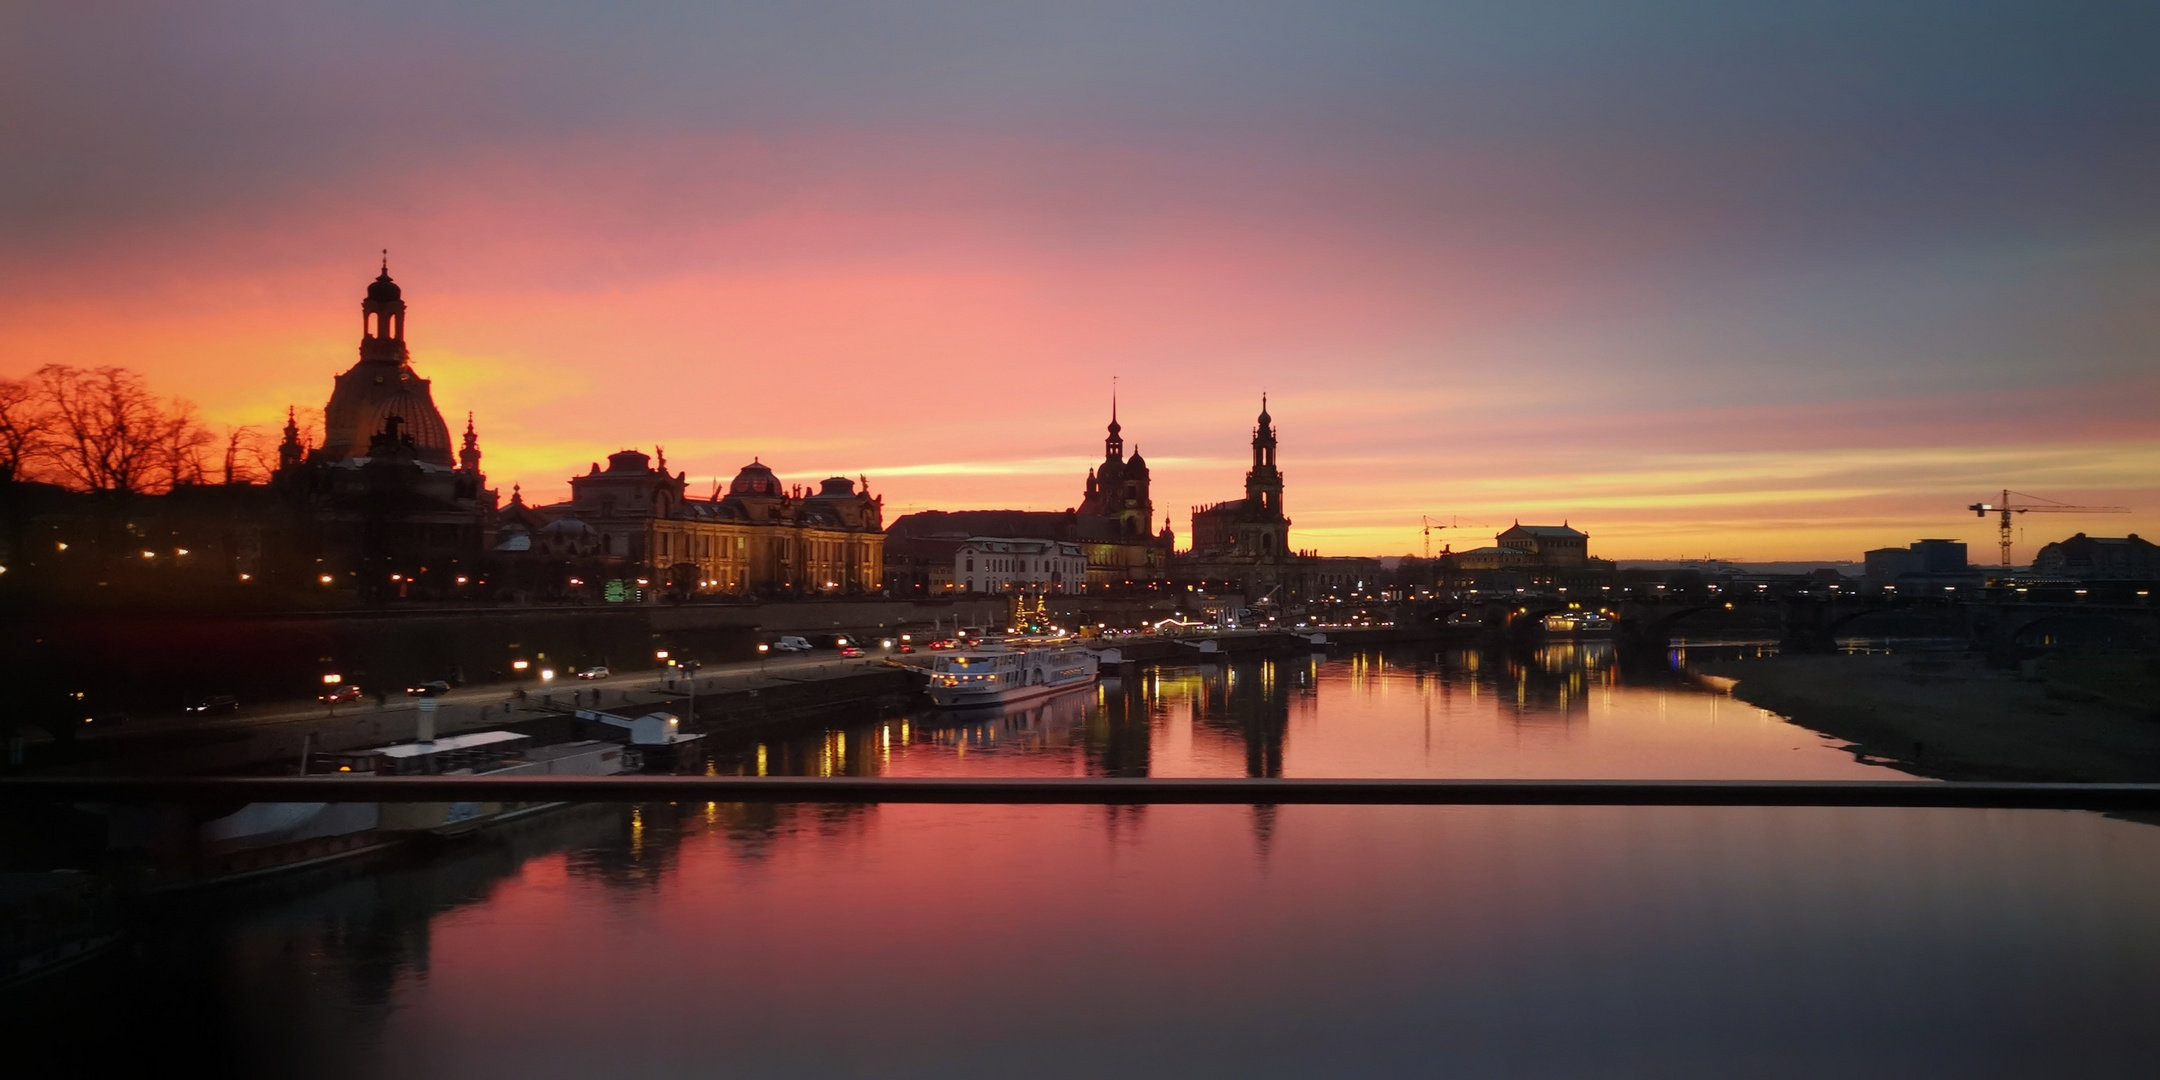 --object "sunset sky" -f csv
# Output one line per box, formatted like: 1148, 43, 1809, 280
3, 2, 2155, 560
